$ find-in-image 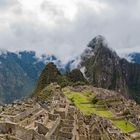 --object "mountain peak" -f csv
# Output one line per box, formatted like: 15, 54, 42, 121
80, 36, 140, 103
81, 35, 118, 64
32, 62, 61, 97
88, 35, 108, 50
